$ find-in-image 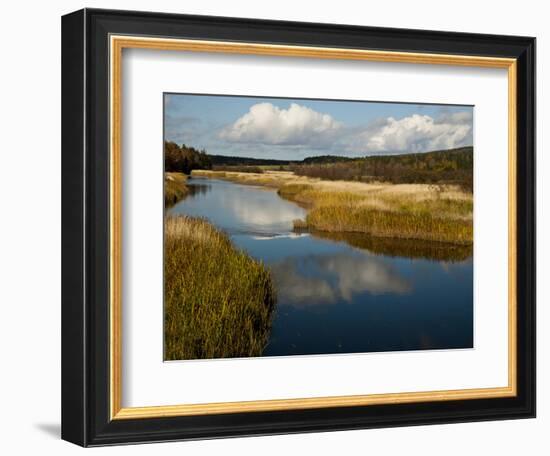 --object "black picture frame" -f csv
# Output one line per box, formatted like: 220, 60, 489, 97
62, 8, 536, 447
